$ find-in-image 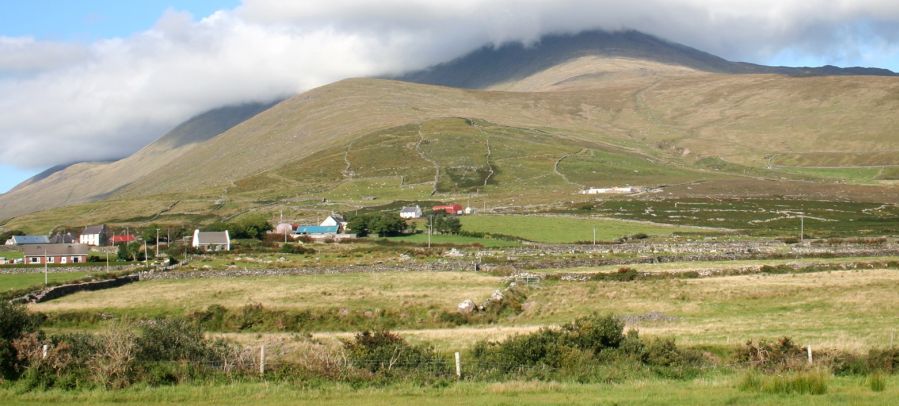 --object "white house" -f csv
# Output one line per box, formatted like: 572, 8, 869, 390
320, 214, 348, 232
79, 225, 107, 246
5, 235, 50, 246
191, 229, 231, 251
400, 206, 422, 219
